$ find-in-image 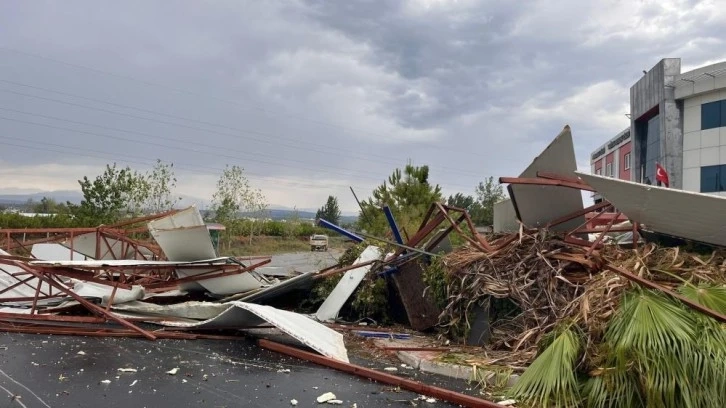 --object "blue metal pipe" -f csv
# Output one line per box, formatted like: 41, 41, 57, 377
316, 219, 364, 243
383, 205, 404, 245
